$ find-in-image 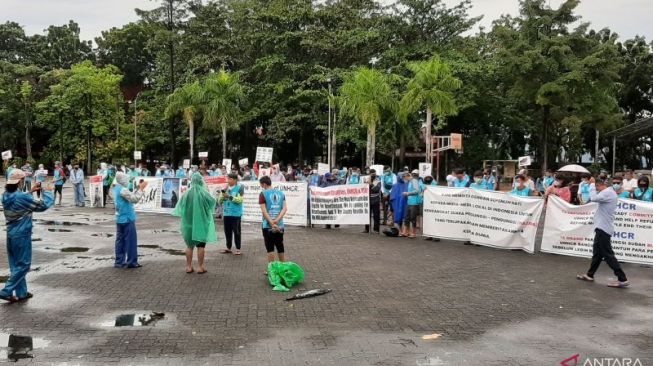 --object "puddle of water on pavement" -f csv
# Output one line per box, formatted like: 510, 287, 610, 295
0, 333, 49, 362
151, 229, 180, 234
60, 247, 89, 253
47, 228, 73, 233
160, 248, 185, 256
138, 245, 160, 249
91, 233, 114, 238
101, 312, 166, 327
33, 220, 89, 226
